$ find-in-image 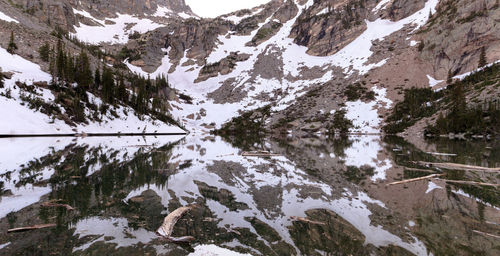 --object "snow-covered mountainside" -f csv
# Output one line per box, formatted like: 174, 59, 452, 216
1, 0, 500, 136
